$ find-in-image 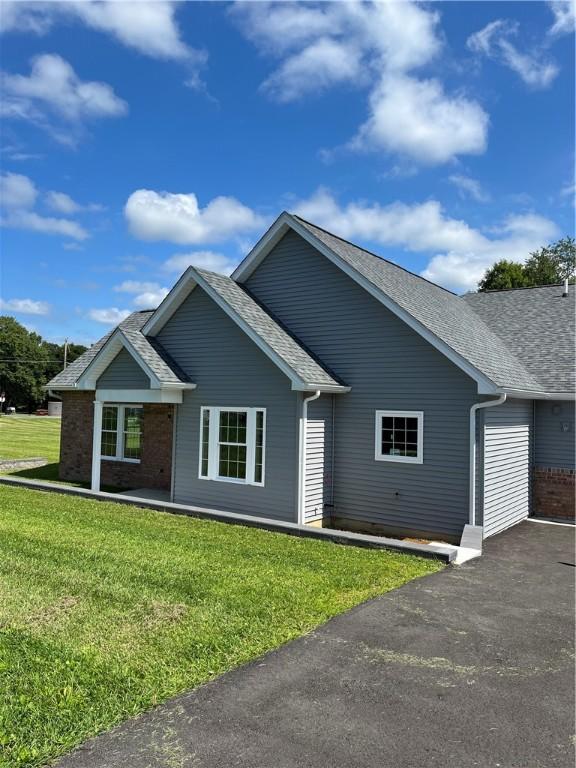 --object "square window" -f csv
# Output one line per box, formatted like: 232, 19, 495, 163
375, 411, 423, 464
